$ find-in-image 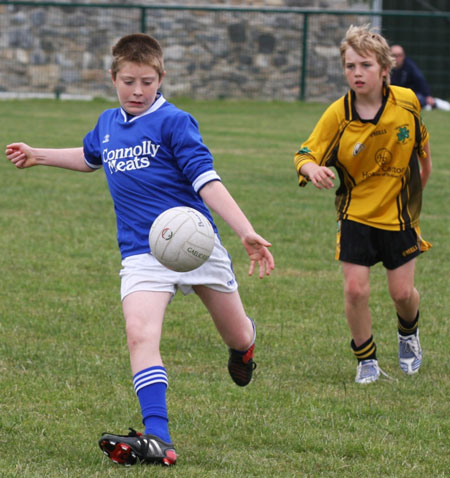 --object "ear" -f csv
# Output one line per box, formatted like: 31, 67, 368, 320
109, 69, 116, 85
158, 70, 166, 87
